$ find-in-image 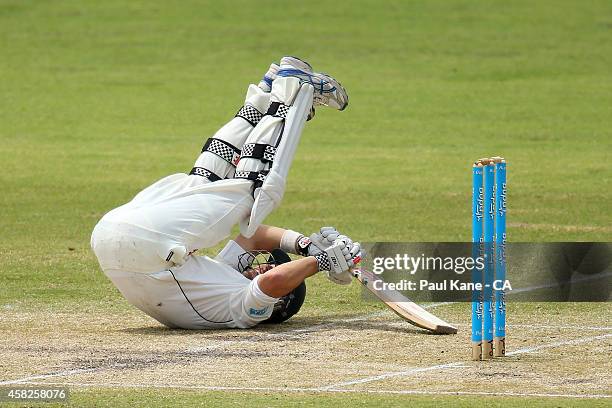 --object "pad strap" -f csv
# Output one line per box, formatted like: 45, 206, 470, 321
236, 105, 264, 127
189, 167, 222, 182
234, 170, 268, 188
202, 138, 241, 167
241, 143, 276, 163
265, 102, 290, 118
